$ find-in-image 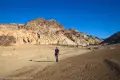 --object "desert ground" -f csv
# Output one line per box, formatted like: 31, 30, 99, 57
0, 45, 90, 79
0, 44, 120, 80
